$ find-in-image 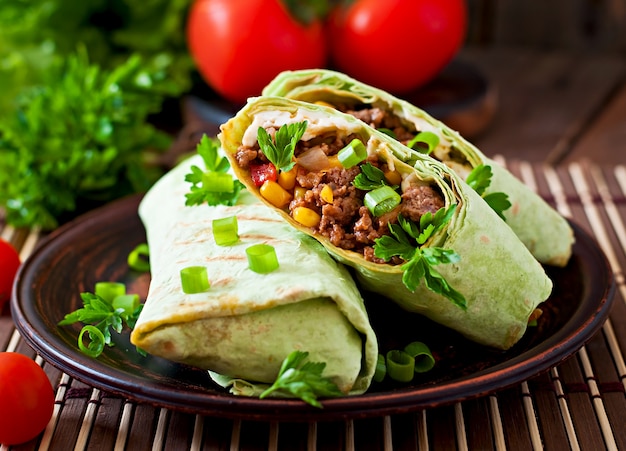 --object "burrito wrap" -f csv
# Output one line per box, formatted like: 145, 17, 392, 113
130, 154, 378, 394
219, 96, 553, 350
262, 69, 574, 267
